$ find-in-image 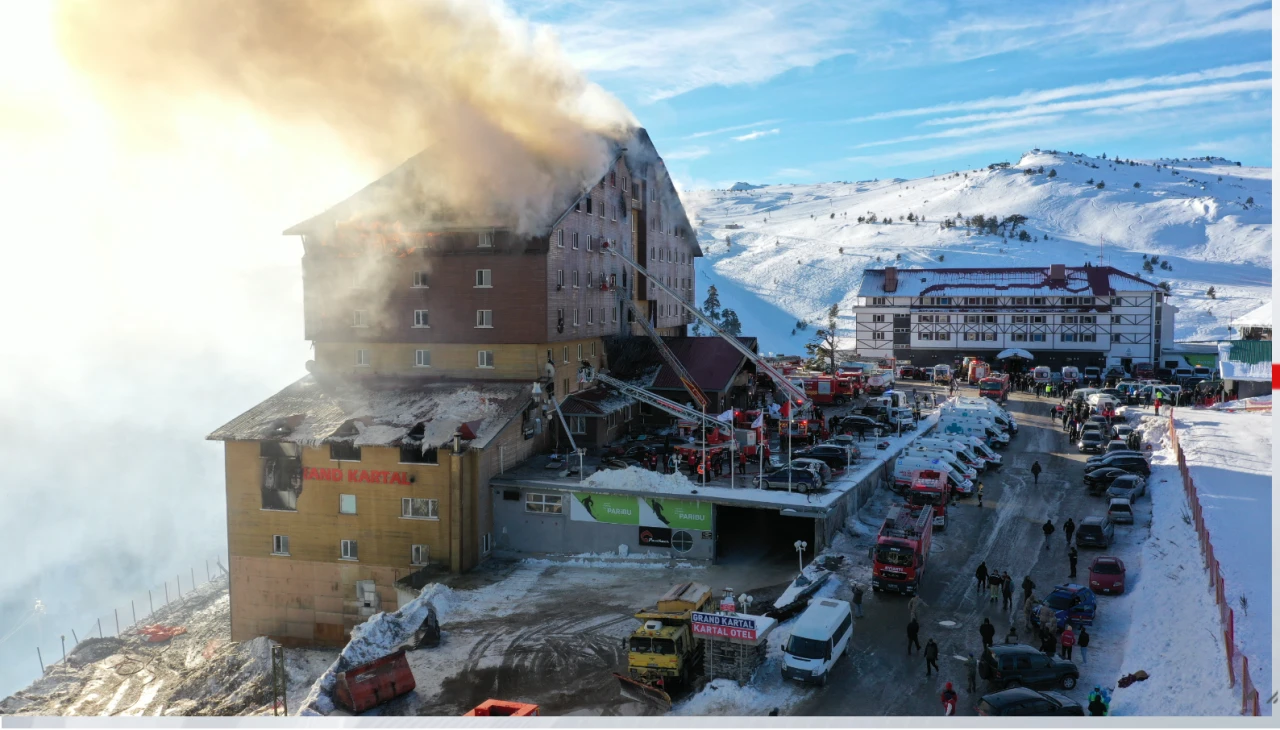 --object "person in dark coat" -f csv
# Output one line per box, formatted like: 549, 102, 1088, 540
975, 561, 989, 592
924, 638, 939, 676
979, 618, 996, 649
1041, 629, 1057, 657
1088, 695, 1108, 716
907, 617, 922, 654
1030, 460, 1043, 485
1061, 410, 1070, 431
1021, 575, 1036, 601
1001, 571, 1014, 610
1064, 517, 1075, 545
1042, 519, 1055, 549
1078, 626, 1090, 664
965, 652, 978, 692
1068, 545, 1079, 578
852, 582, 865, 618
